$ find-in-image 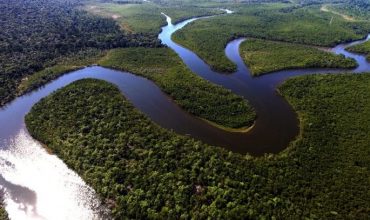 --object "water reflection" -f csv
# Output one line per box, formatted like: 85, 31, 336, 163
0, 129, 105, 219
